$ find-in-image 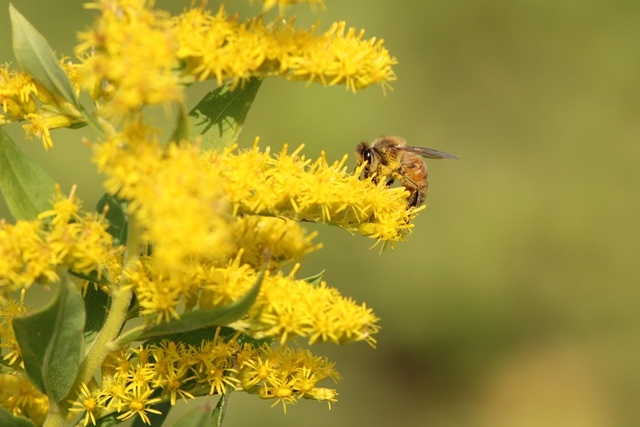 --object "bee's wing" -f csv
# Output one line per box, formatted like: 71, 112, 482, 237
401, 146, 458, 160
